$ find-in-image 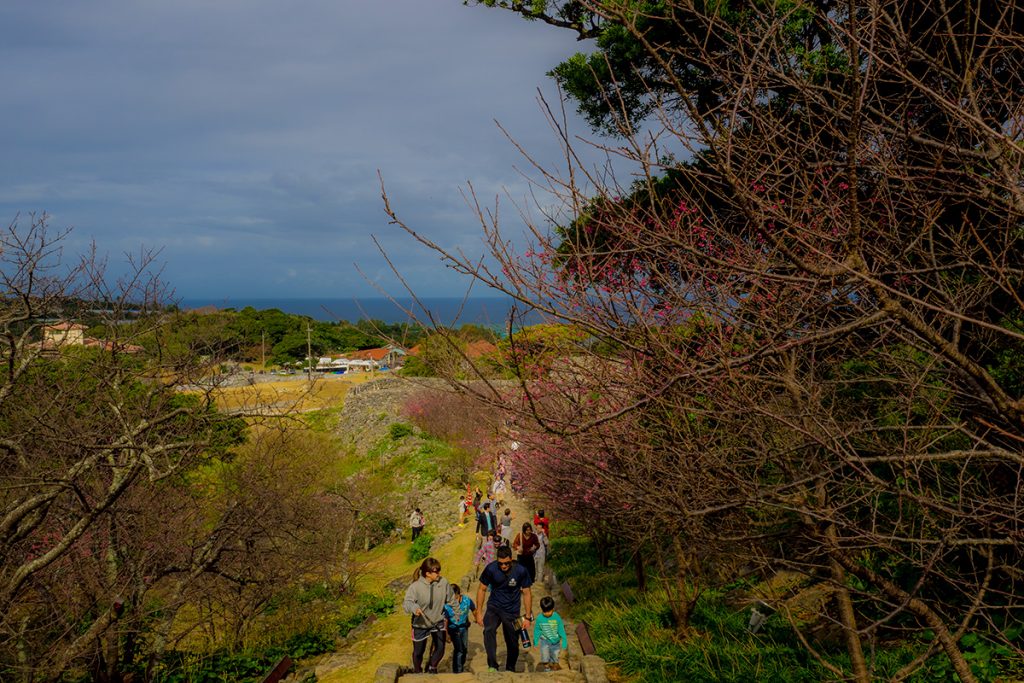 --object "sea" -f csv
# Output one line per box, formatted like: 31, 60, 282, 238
178, 296, 541, 327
